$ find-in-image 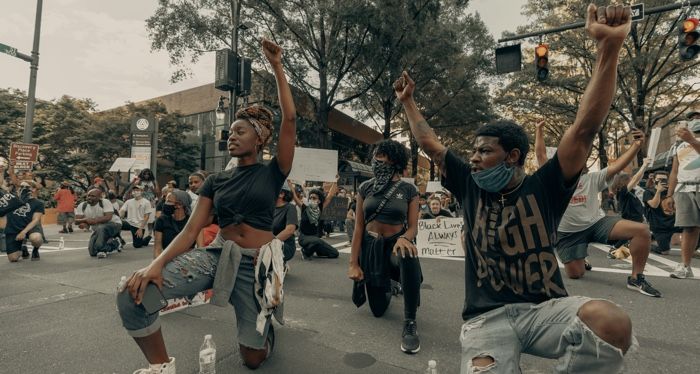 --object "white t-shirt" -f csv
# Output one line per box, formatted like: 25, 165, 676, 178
76, 199, 122, 225
675, 140, 700, 193
558, 168, 608, 233
119, 198, 153, 228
